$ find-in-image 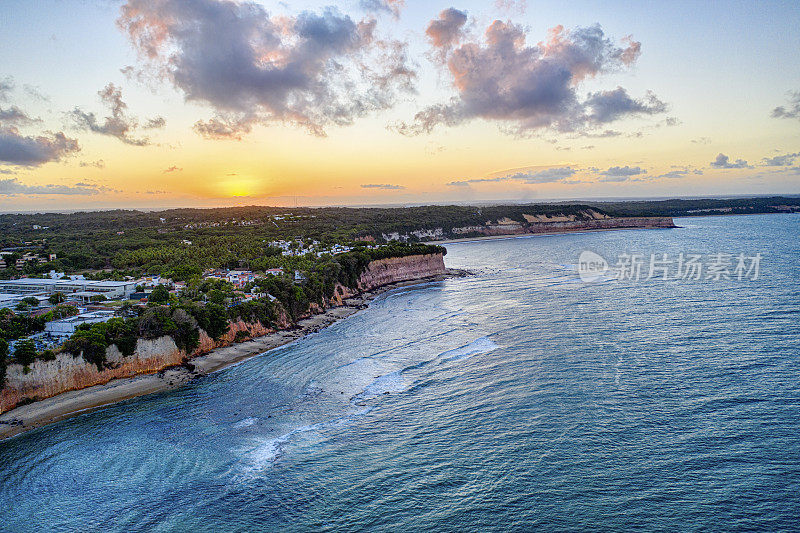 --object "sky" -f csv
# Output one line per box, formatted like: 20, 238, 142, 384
0, 0, 799, 212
